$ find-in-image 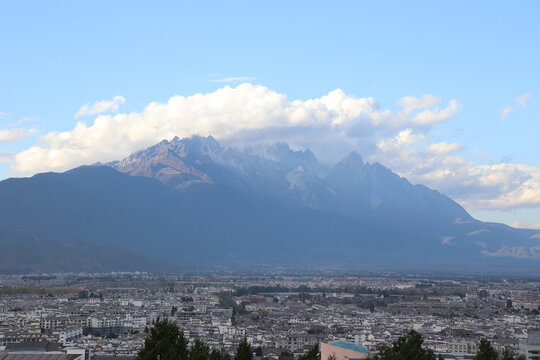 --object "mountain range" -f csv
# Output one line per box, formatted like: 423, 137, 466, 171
1, 135, 539, 274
